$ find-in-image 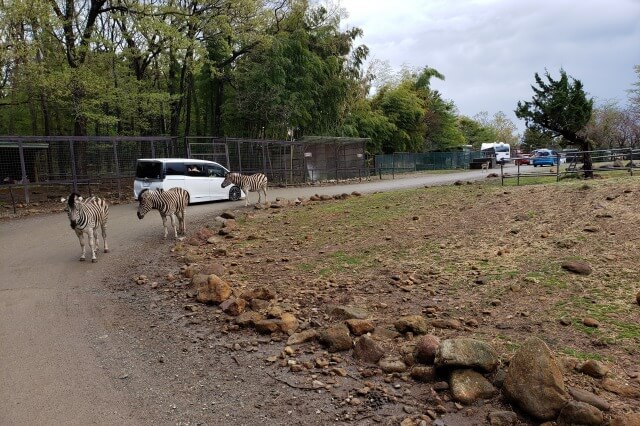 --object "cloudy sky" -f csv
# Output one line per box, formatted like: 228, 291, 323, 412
339, 0, 640, 135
